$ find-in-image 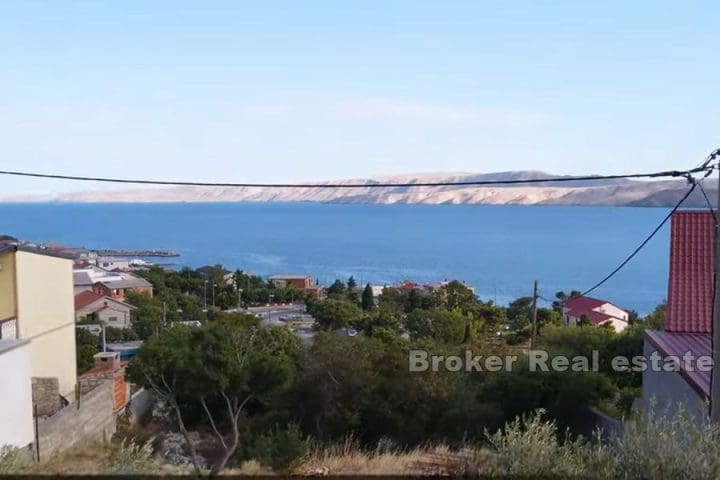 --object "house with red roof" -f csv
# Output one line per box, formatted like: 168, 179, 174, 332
74, 291, 135, 329
563, 295, 629, 332
642, 211, 714, 422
